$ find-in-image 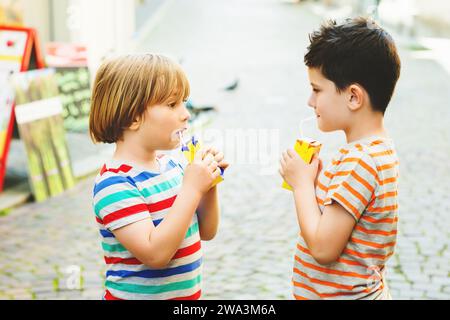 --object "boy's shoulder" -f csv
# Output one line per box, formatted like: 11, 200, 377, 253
328, 137, 398, 183
94, 153, 184, 186
161, 153, 185, 171
334, 137, 397, 163
94, 161, 134, 184
93, 161, 138, 201
332, 145, 376, 171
